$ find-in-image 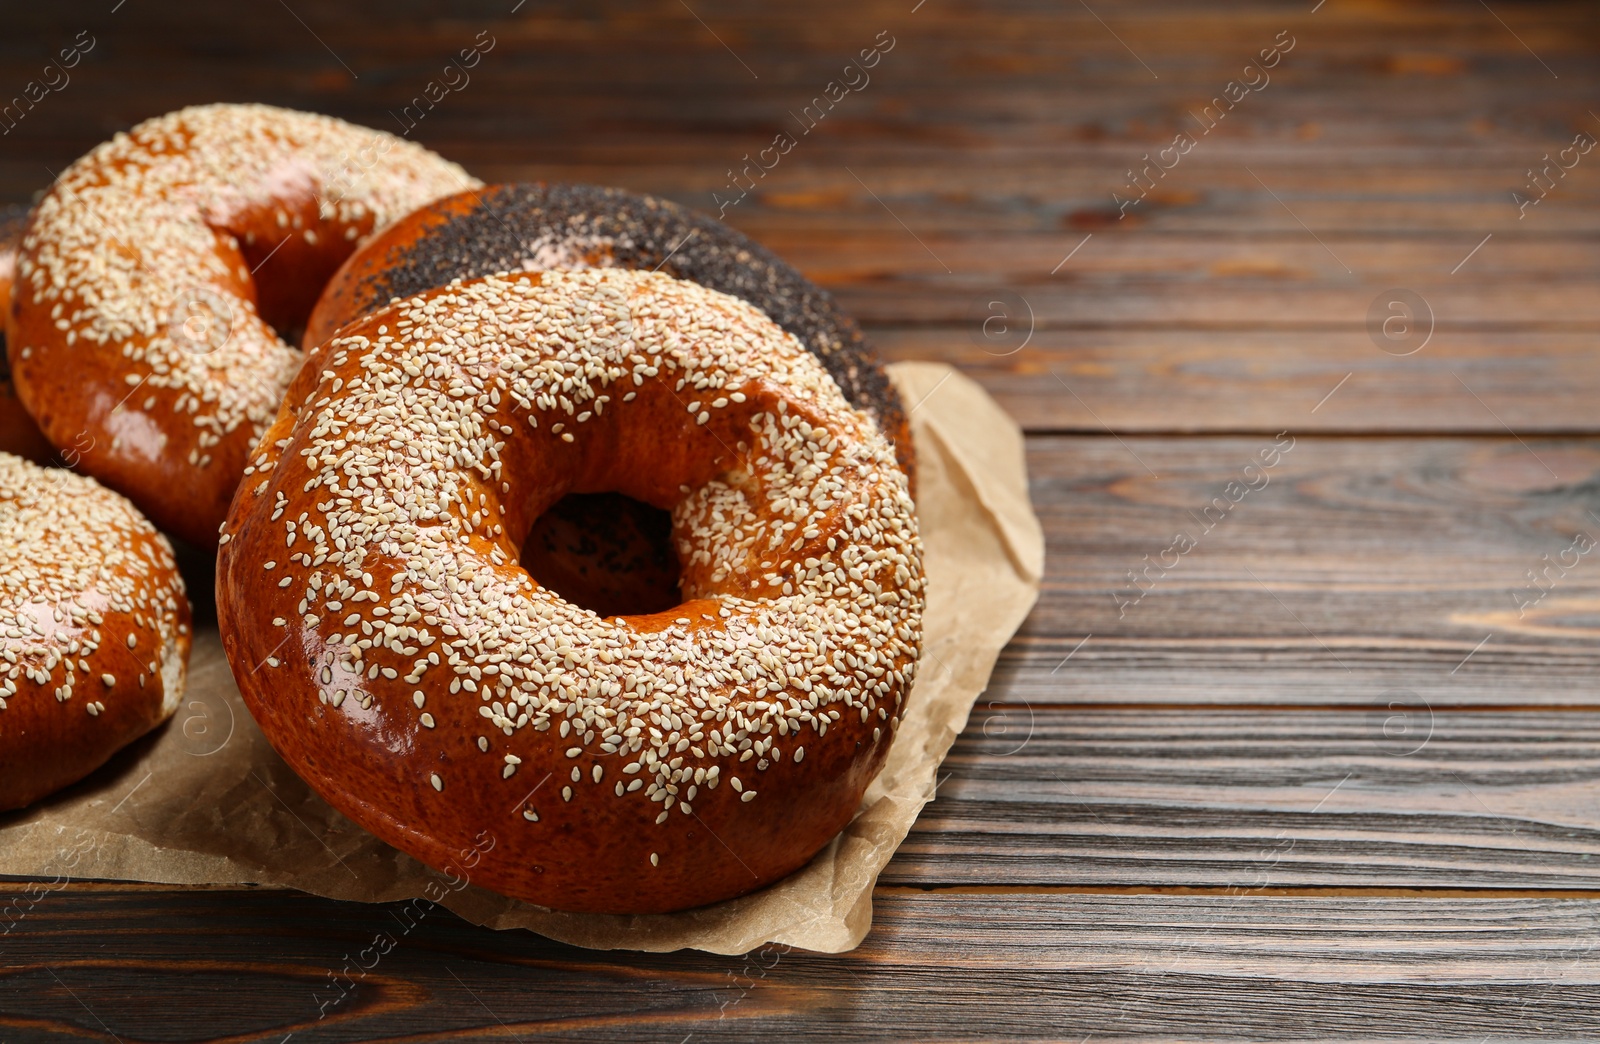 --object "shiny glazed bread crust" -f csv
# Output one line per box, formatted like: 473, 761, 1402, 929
217, 269, 923, 913
0, 452, 191, 811
6, 103, 476, 547
304, 182, 914, 485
